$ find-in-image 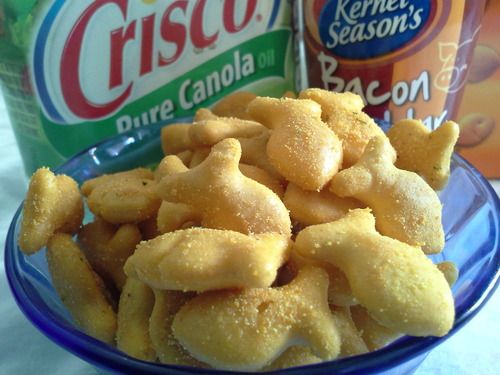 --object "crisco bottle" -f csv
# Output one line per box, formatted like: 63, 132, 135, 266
0, 0, 296, 175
